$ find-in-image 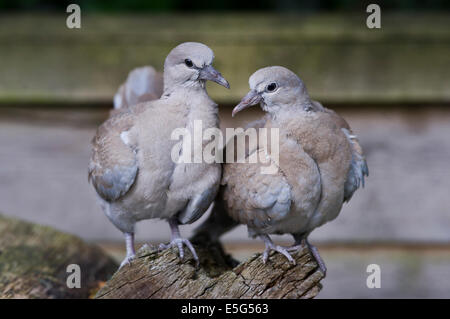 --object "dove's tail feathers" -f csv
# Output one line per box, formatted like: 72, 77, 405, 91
191, 187, 239, 243
113, 66, 164, 110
